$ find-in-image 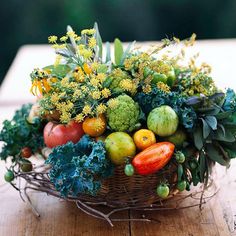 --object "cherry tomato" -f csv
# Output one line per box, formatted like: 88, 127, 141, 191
21, 147, 32, 158
124, 164, 134, 176
156, 184, 170, 198
175, 151, 185, 163
20, 160, 33, 172
177, 180, 187, 191
4, 170, 14, 182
